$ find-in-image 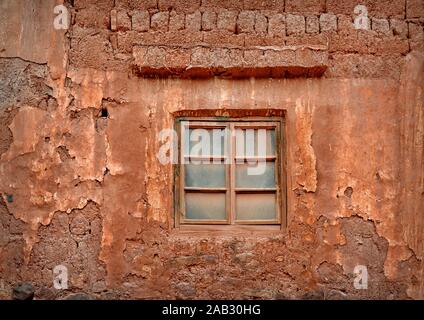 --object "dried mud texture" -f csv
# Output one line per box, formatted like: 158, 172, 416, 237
0, 0, 423, 300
